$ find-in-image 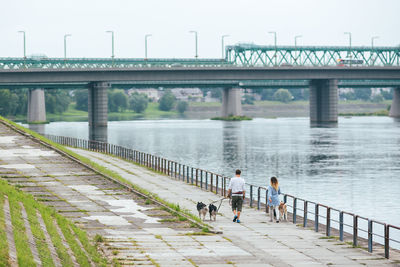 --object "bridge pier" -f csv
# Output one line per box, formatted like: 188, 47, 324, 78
88, 82, 109, 142
309, 79, 338, 123
221, 88, 242, 117
27, 88, 46, 123
389, 88, 400, 118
